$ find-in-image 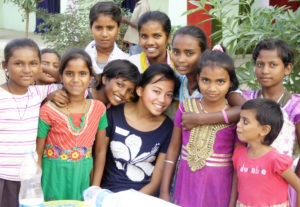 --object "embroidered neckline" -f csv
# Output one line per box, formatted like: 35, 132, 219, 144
48, 100, 92, 136
183, 99, 228, 171
68, 114, 86, 131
